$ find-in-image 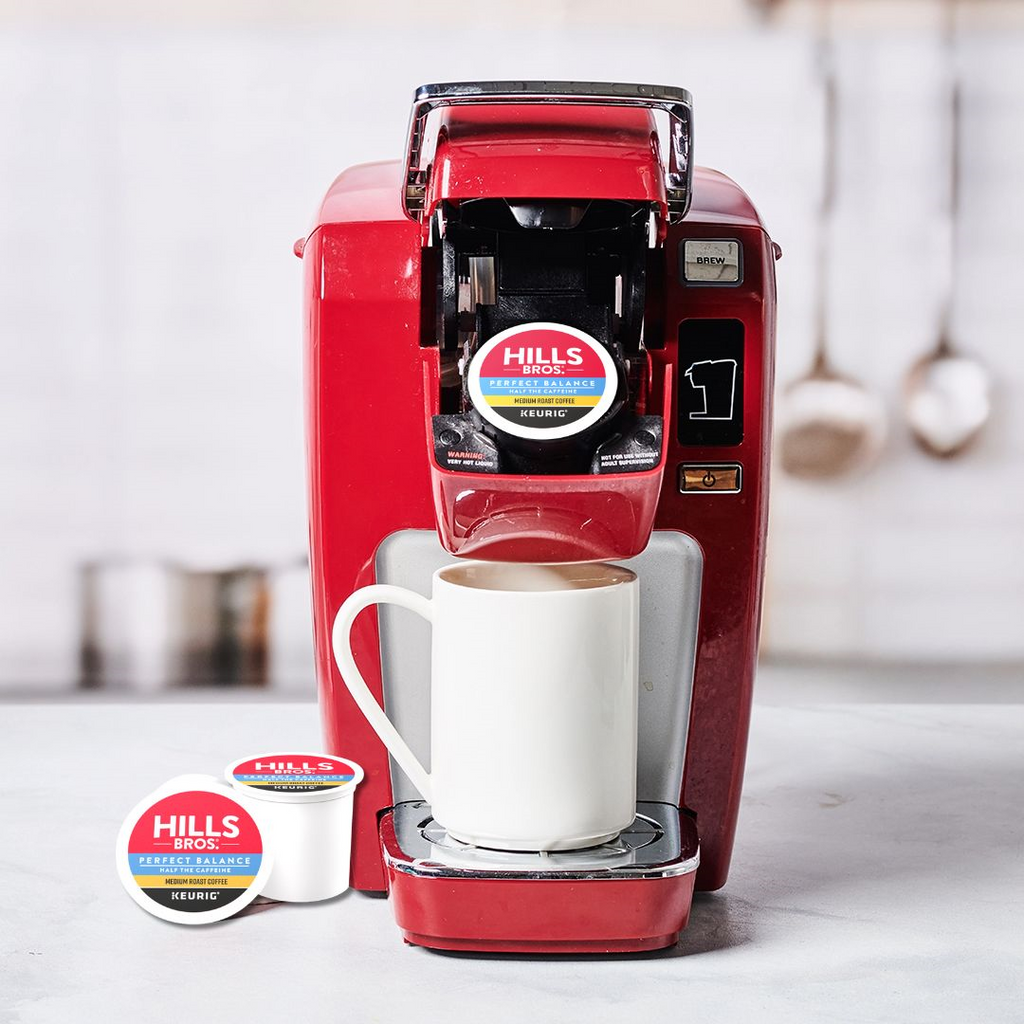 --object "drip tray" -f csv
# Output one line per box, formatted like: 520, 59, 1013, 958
382, 801, 700, 880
